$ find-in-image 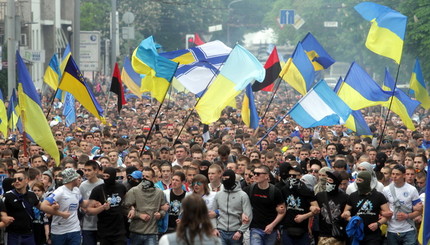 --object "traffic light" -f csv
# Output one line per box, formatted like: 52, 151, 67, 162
185, 34, 195, 49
